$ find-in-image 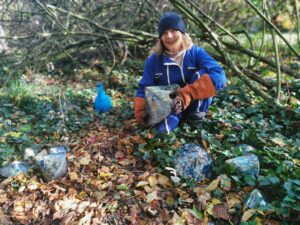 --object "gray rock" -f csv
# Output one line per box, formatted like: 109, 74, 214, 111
145, 85, 179, 126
